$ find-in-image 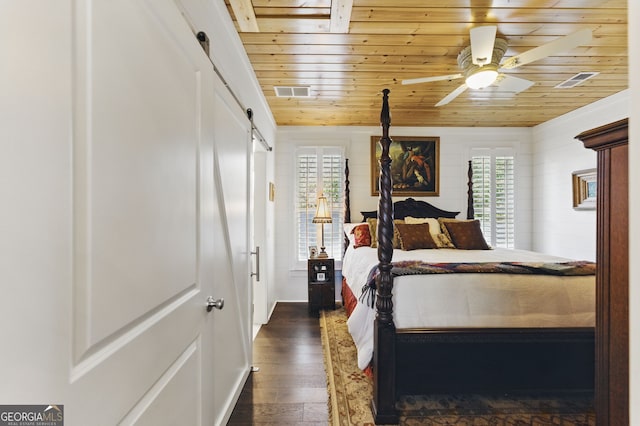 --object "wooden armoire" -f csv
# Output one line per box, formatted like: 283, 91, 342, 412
576, 118, 629, 425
